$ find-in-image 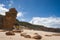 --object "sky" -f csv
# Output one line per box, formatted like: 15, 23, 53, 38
0, 0, 60, 28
